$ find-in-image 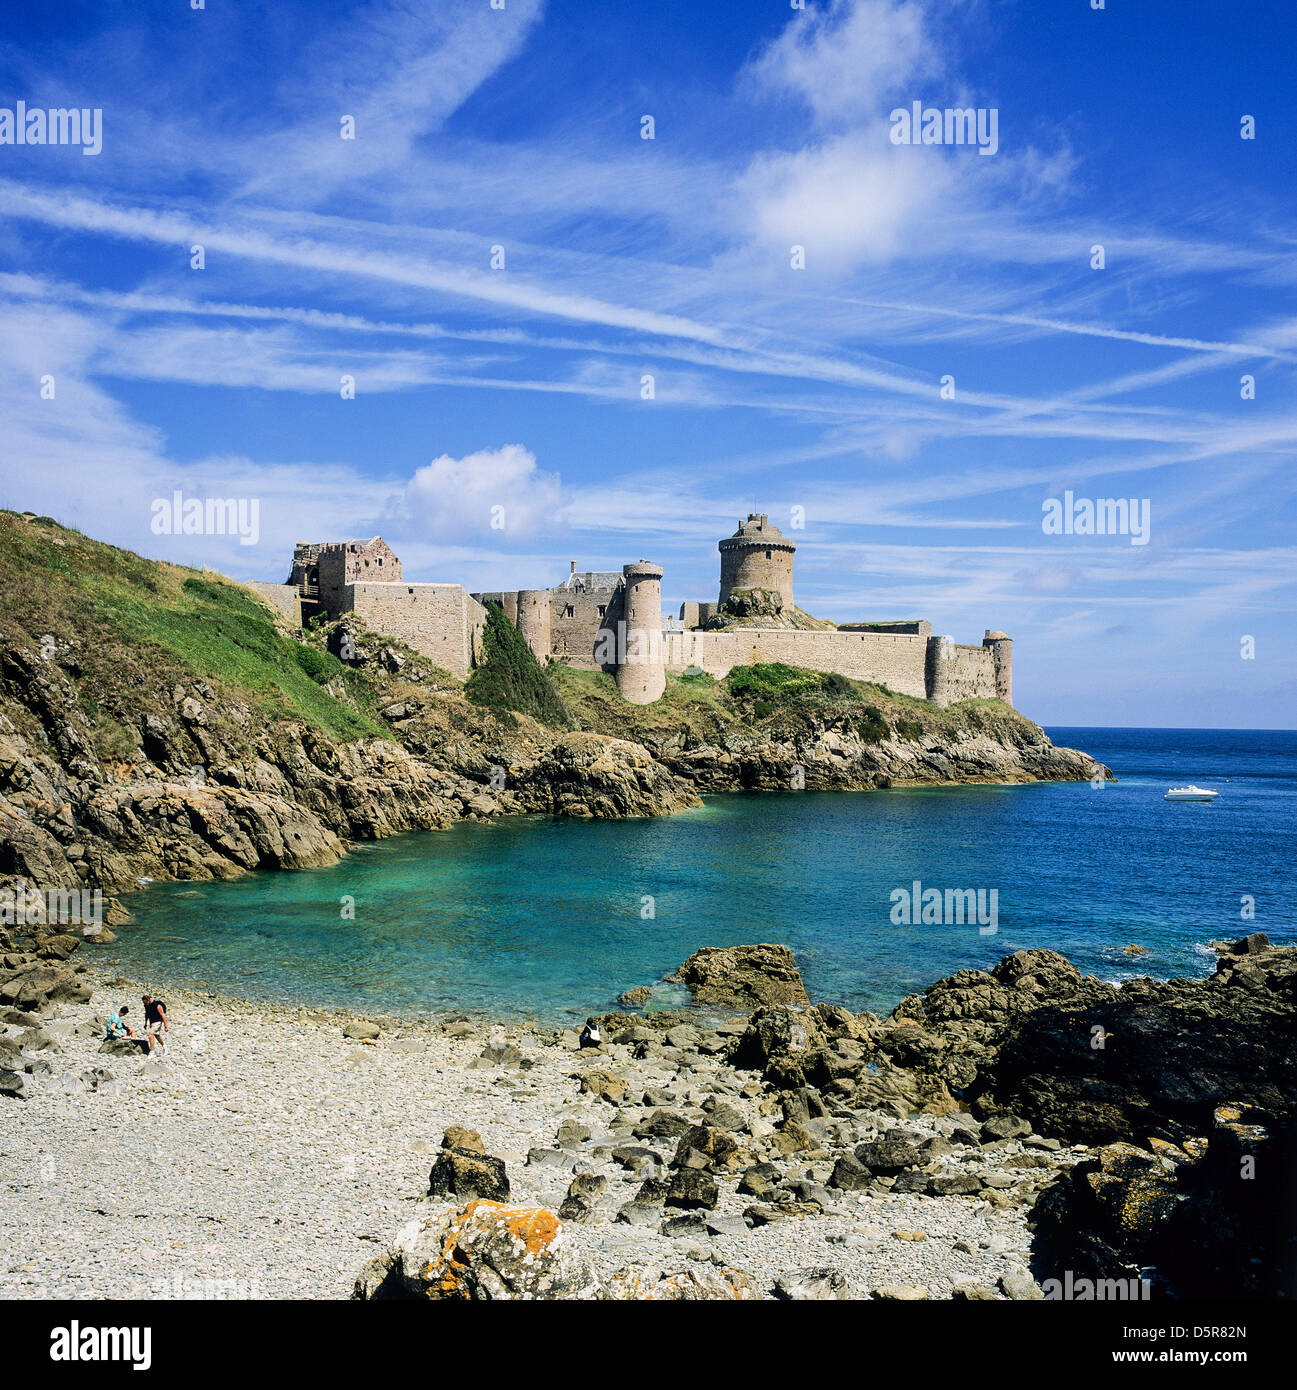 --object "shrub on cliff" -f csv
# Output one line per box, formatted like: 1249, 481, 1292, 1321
466, 603, 572, 730
727, 662, 861, 703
